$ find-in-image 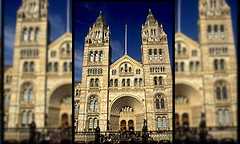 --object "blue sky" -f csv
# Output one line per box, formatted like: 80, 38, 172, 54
4, 0, 69, 66
74, 1, 174, 81
176, 0, 237, 43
